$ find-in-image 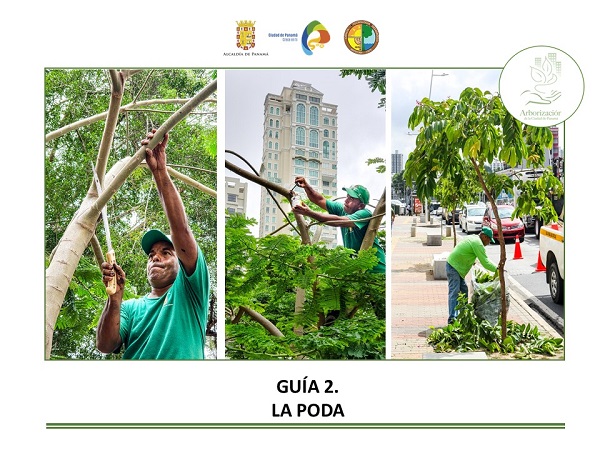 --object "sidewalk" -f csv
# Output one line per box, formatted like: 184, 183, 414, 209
390, 214, 562, 360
